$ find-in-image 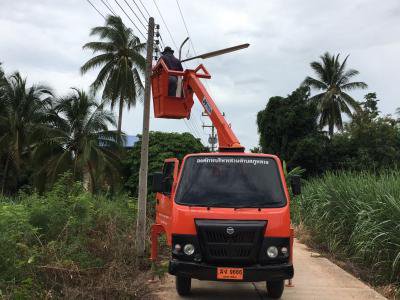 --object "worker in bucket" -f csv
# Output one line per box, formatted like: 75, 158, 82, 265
160, 46, 183, 96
